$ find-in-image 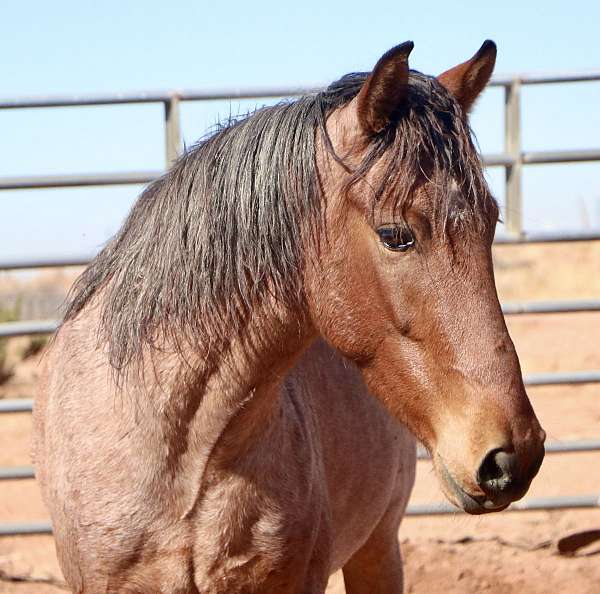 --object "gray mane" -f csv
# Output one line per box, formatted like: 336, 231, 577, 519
63, 70, 493, 373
